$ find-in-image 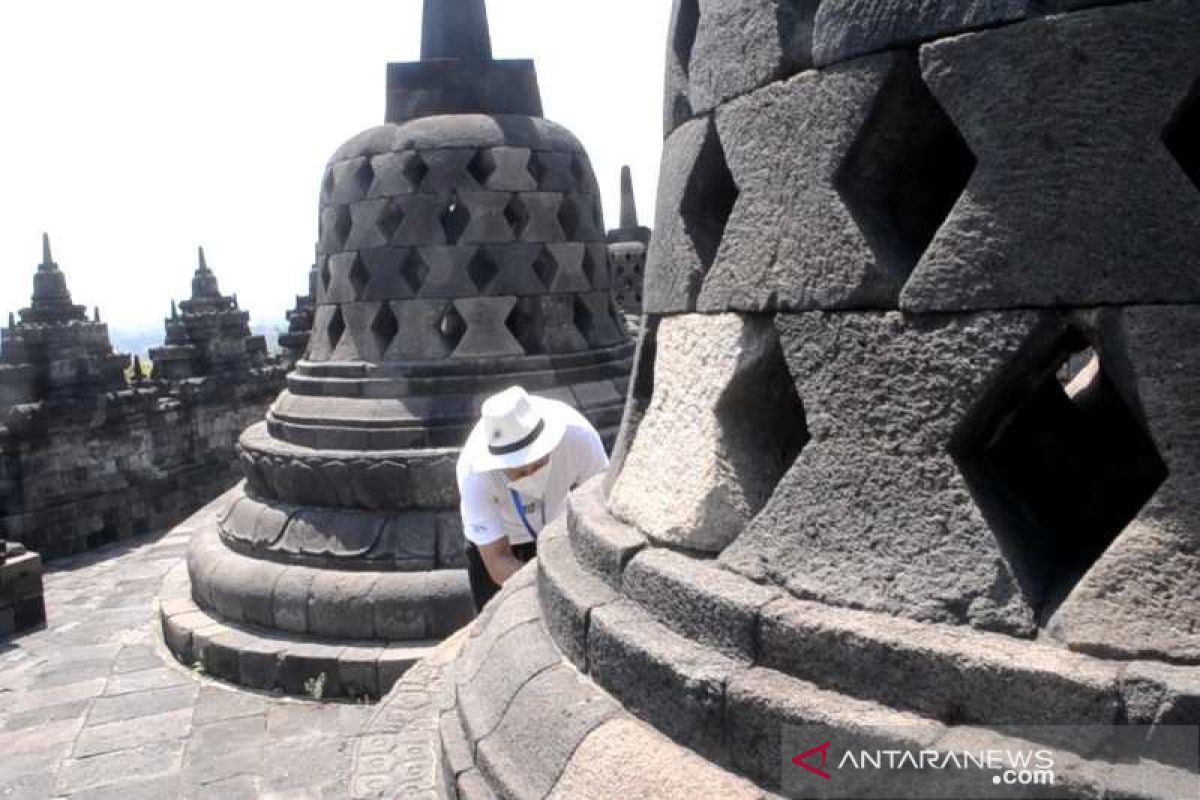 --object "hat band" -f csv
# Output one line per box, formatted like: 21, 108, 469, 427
488, 418, 545, 456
